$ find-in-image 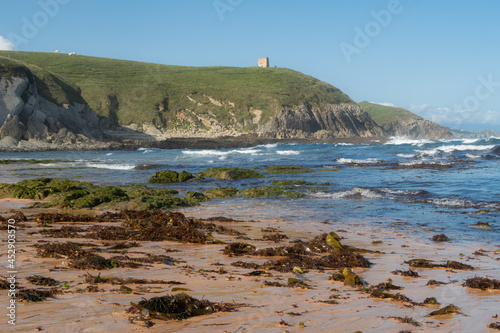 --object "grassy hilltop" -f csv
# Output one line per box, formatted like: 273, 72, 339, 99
0, 51, 353, 131
358, 101, 421, 126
